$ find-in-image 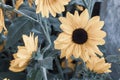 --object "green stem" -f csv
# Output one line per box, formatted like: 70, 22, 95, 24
42, 67, 48, 80
0, 3, 37, 20
13, 6, 51, 54
43, 19, 51, 49
89, 0, 94, 17
13, 9, 39, 23
82, 0, 88, 9
88, 0, 92, 17
55, 57, 65, 80
82, 0, 92, 17
12, 0, 15, 7
13, 6, 51, 80
37, 14, 51, 54
36, 14, 52, 80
